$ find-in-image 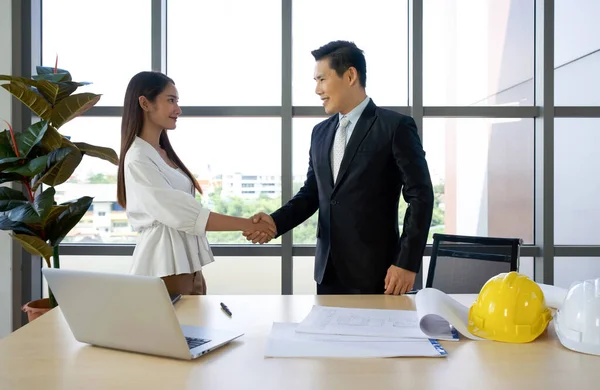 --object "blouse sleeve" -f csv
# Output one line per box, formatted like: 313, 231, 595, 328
125, 158, 211, 236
